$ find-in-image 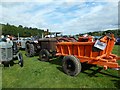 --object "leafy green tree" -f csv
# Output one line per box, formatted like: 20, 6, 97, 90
1, 23, 45, 37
